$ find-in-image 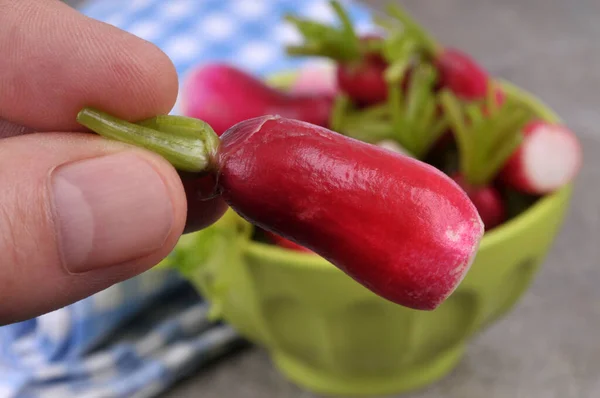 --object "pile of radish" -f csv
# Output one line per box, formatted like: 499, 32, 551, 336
179, 1, 581, 253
